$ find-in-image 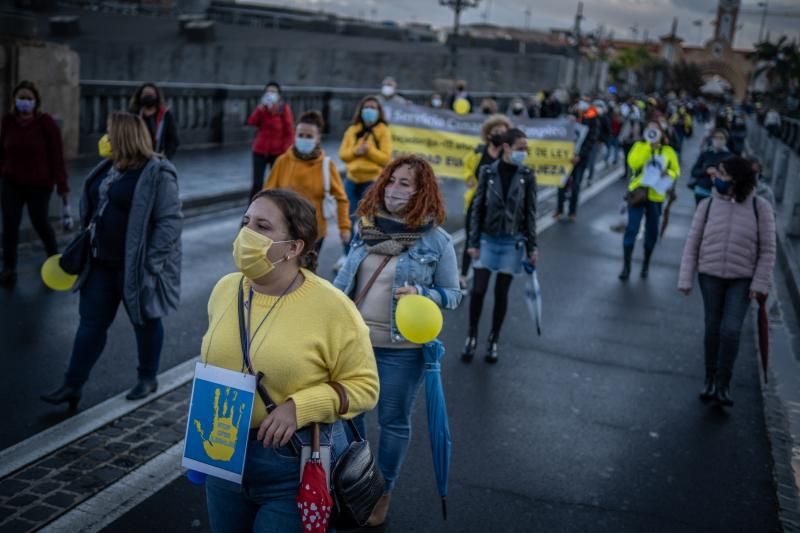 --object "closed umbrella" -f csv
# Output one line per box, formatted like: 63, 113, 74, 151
422, 340, 451, 520
756, 295, 769, 383
296, 424, 333, 531
523, 263, 542, 336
